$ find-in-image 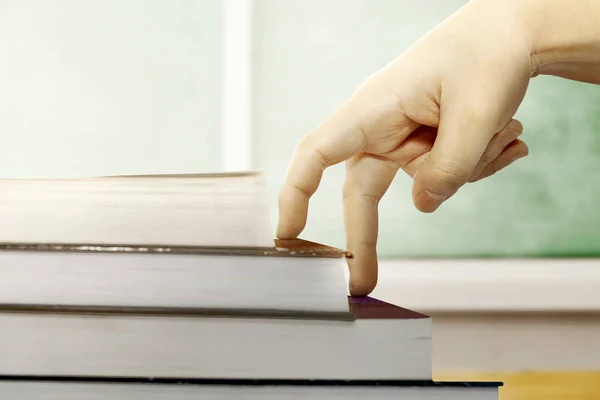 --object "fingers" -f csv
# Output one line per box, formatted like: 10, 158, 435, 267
276, 105, 368, 239
402, 136, 528, 184
276, 71, 412, 239
343, 155, 397, 296
469, 119, 523, 182
403, 137, 529, 184
411, 102, 506, 213
471, 139, 529, 182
